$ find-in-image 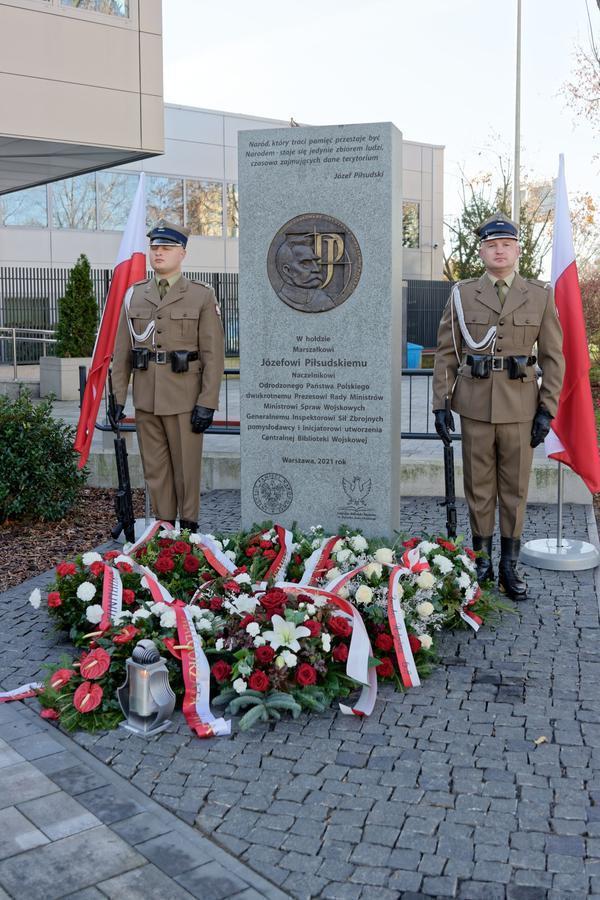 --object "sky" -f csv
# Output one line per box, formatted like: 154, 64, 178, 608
162, 0, 599, 220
